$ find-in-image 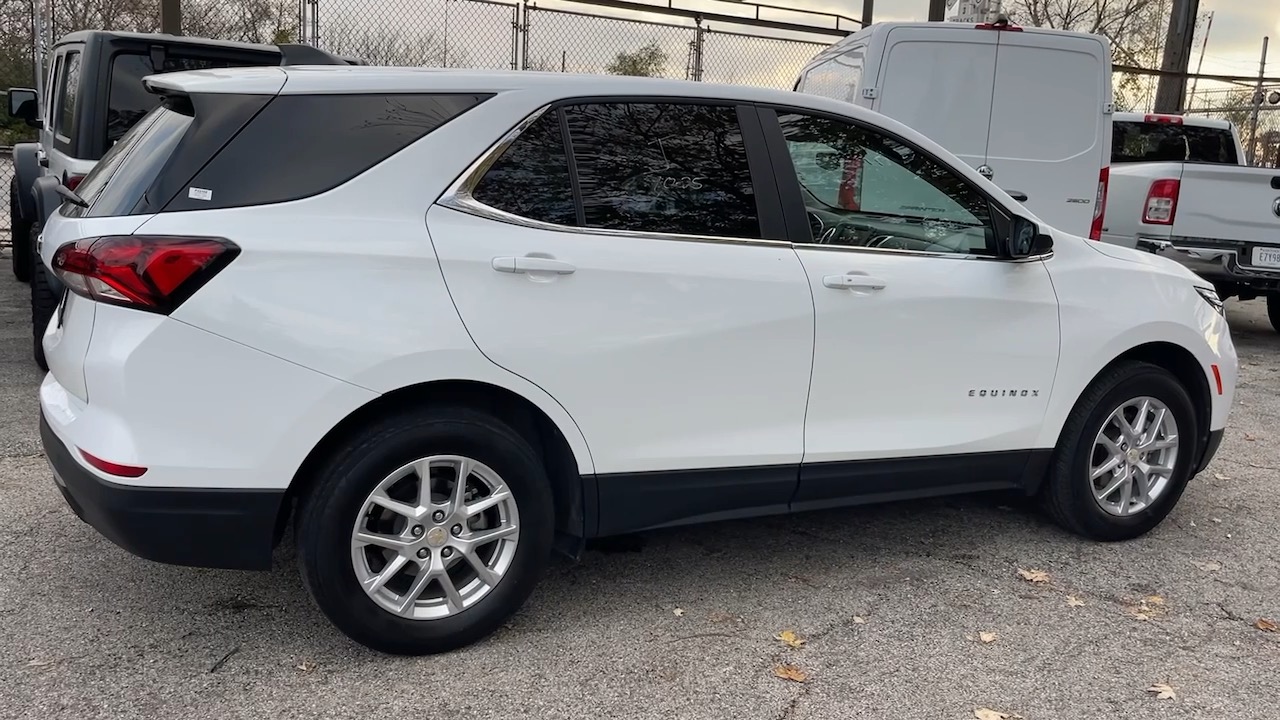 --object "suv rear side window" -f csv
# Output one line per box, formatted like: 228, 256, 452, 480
164, 93, 490, 213
56, 51, 81, 138
1112, 121, 1239, 165
66, 105, 193, 218
472, 111, 578, 226
564, 102, 760, 238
